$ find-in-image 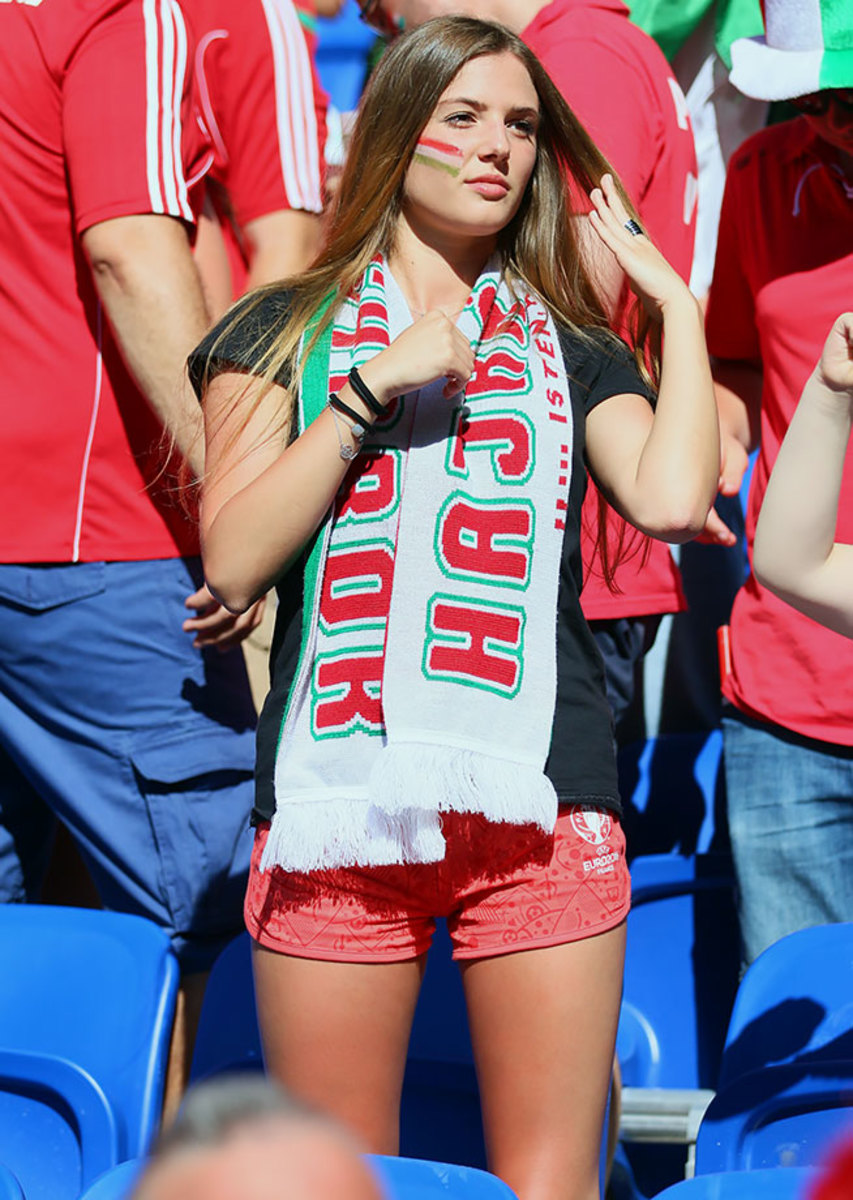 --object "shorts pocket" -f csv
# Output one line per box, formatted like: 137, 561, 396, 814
0, 563, 105, 611
129, 725, 255, 940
